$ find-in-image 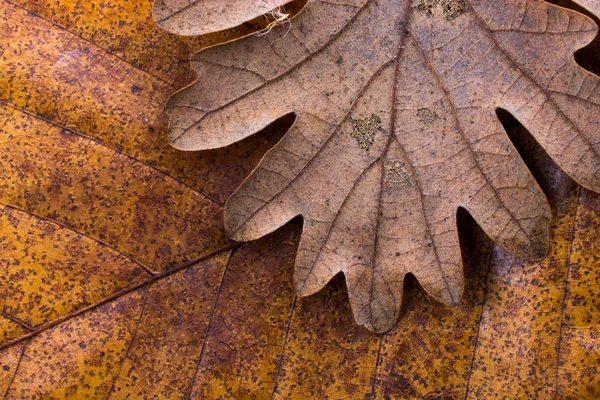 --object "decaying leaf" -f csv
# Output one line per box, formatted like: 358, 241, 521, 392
1, 0, 600, 397
576, 0, 600, 17
164, 0, 600, 332
153, 0, 294, 35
